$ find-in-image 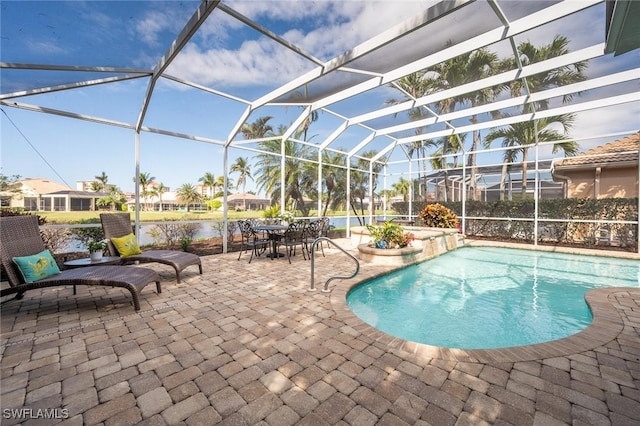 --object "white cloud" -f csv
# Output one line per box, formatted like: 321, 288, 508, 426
165, 1, 435, 88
